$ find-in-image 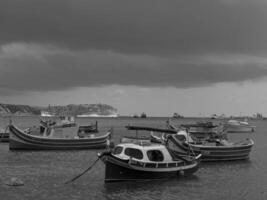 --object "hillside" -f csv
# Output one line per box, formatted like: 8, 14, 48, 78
43, 104, 118, 116
0, 103, 118, 116
0, 104, 41, 116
